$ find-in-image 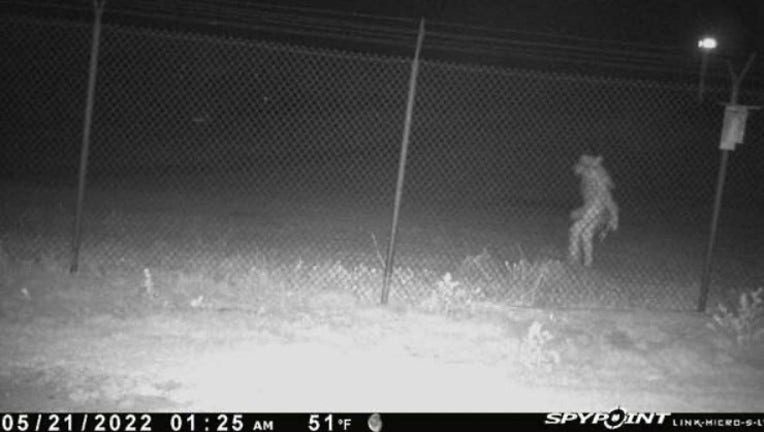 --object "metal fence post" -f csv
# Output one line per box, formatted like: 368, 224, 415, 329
70, 0, 105, 274
697, 53, 756, 312
381, 18, 426, 305
698, 149, 729, 312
